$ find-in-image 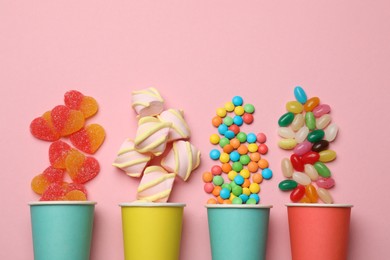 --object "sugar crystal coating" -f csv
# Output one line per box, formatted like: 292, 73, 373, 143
70, 124, 106, 154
